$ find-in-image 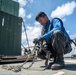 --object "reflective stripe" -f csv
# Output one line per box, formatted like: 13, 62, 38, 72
48, 23, 52, 32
